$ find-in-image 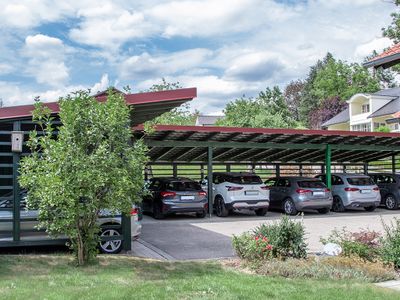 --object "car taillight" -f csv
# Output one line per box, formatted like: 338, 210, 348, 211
198, 191, 207, 196
296, 189, 312, 194
260, 186, 270, 190
226, 186, 244, 191
160, 191, 177, 198
324, 188, 330, 192
373, 187, 379, 192
130, 208, 139, 216
345, 187, 360, 192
